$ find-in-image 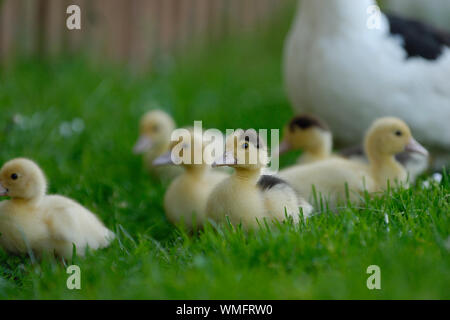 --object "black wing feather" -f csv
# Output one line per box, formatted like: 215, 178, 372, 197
386, 13, 450, 61
257, 175, 289, 191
